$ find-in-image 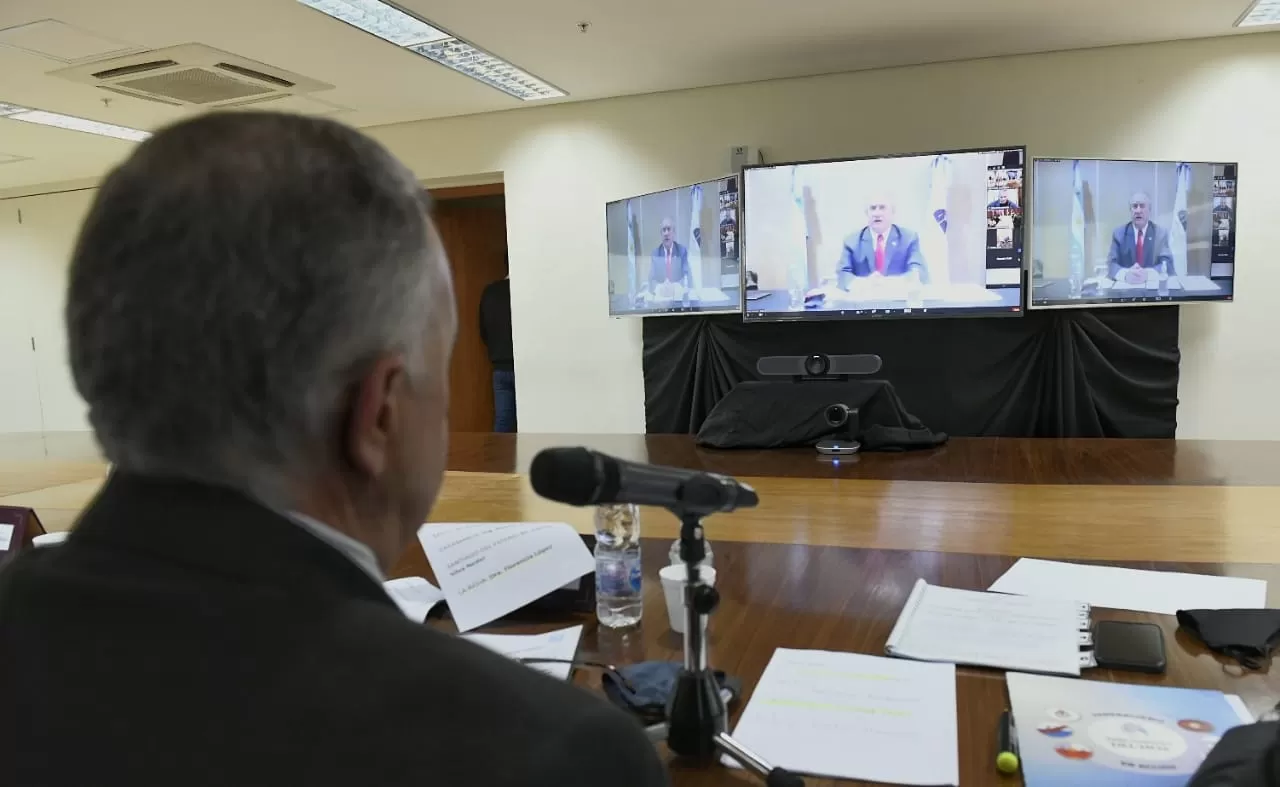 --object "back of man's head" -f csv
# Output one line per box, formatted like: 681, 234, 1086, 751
67, 112, 452, 507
